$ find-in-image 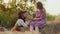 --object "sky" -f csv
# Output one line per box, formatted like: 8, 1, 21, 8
2, 0, 60, 16
46, 0, 60, 16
